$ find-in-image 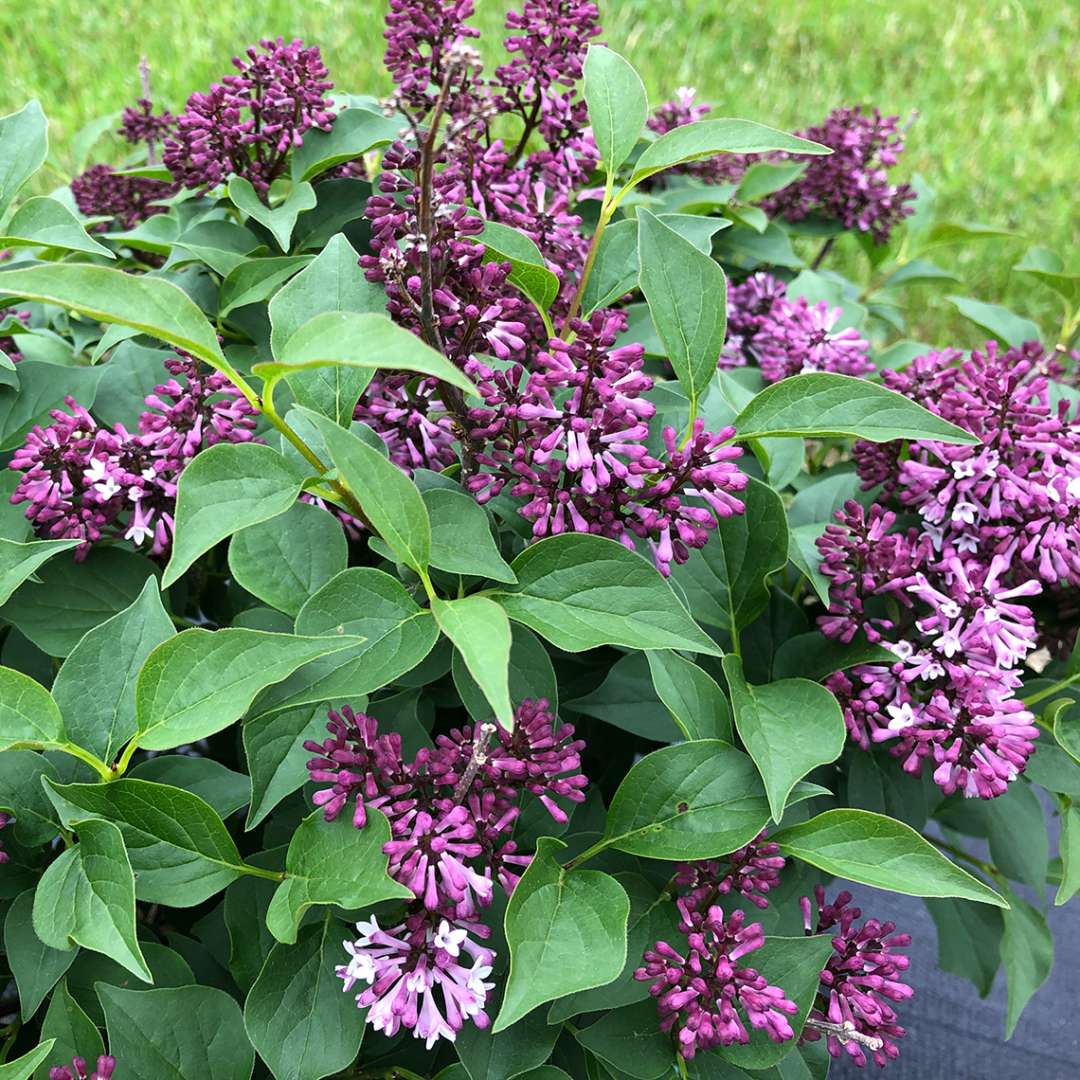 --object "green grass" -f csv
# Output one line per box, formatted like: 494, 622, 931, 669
1, 0, 1075, 344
